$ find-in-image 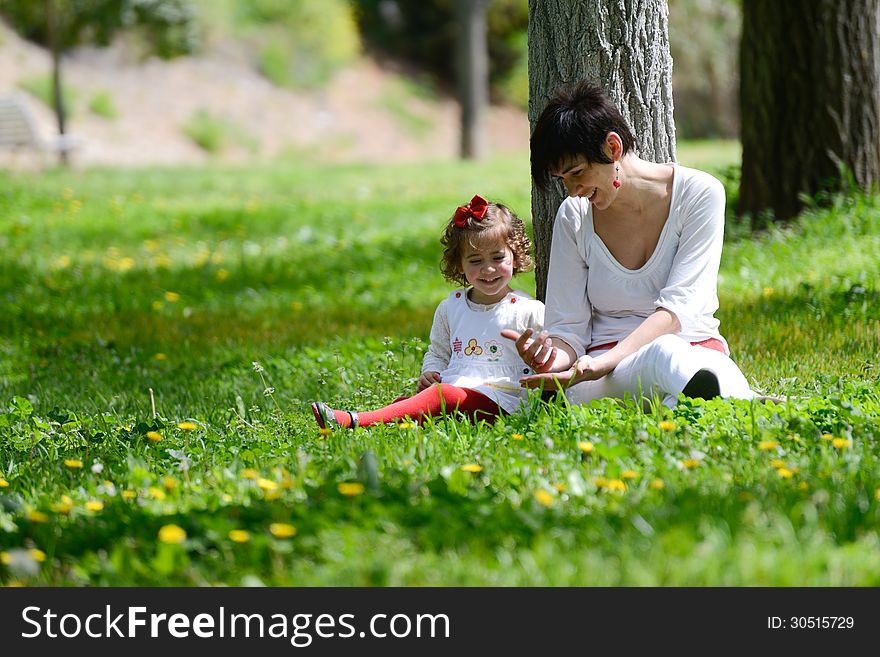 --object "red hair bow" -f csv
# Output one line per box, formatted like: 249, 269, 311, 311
453, 194, 489, 228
